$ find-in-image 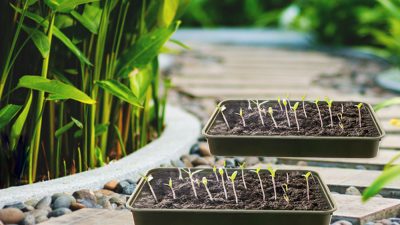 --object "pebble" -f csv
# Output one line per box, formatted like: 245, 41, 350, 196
198, 142, 211, 156
189, 143, 200, 155
76, 199, 96, 208
104, 180, 119, 191
181, 157, 193, 167
20, 214, 35, 225
35, 216, 48, 223
244, 157, 260, 166
70, 202, 86, 211
171, 159, 185, 167
4, 202, 31, 212
109, 196, 126, 206
191, 157, 210, 166
345, 186, 361, 196
97, 196, 112, 210
115, 181, 136, 195
52, 195, 75, 209
48, 208, 71, 218
51, 193, 65, 202
30, 209, 48, 218
24, 200, 38, 208
331, 220, 353, 225
73, 189, 97, 206
35, 196, 51, 209
0, 208, 25, 224
95, 189, 117, 197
